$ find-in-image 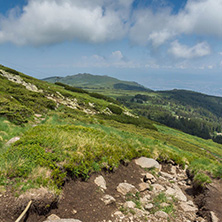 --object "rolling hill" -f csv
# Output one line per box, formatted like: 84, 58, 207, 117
43, 73, 152, 91
44, 73, 222, 141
